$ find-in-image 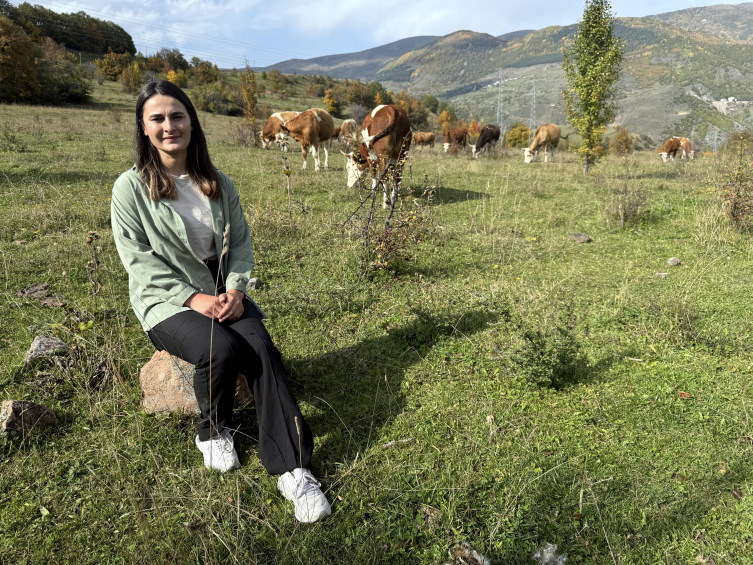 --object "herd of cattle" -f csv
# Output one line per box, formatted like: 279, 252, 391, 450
258, 104, 696, 204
